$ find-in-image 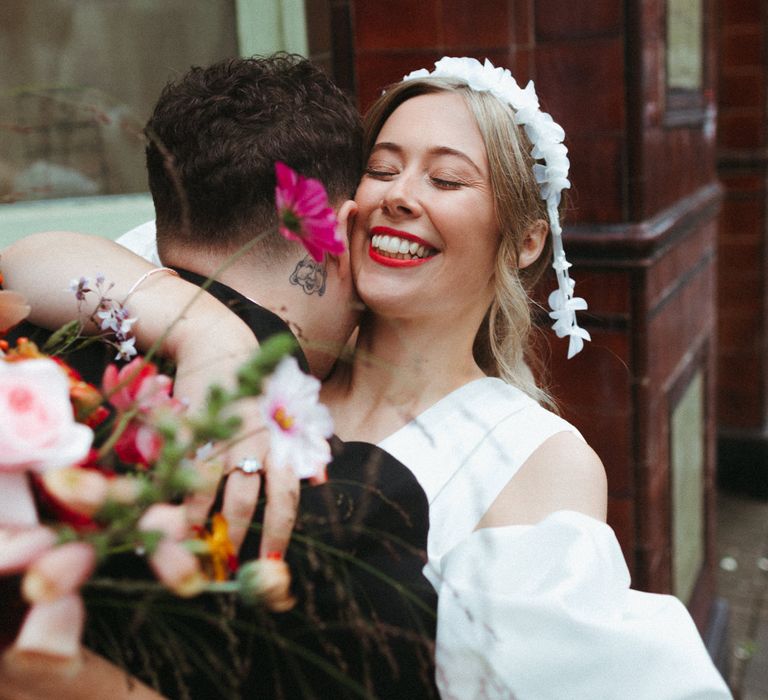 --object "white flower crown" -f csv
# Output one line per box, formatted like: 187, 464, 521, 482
402, 57, 590, 358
